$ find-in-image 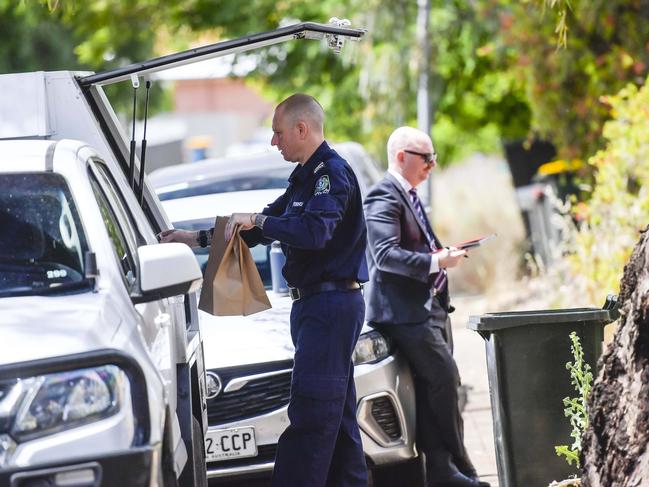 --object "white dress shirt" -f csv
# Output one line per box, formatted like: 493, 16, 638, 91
387, 169, 440, 274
